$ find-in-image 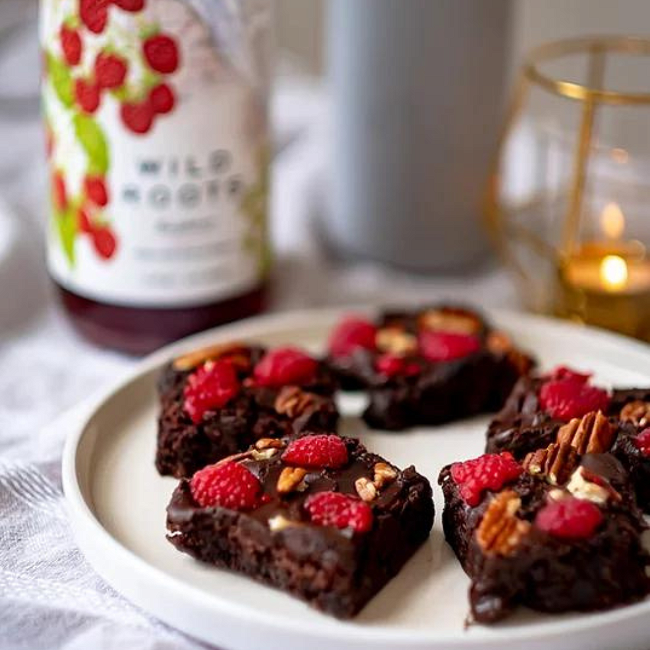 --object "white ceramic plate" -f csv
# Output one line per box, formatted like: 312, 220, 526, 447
62, 308, 650, 650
